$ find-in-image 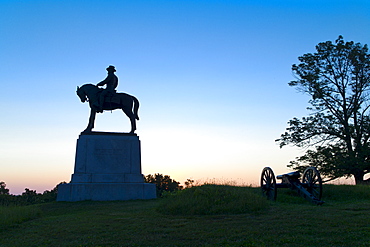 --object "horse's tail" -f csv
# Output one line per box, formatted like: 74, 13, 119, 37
132, 96, 140, 120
